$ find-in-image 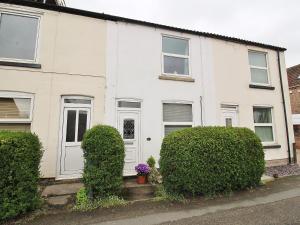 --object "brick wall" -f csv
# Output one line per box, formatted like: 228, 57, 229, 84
289, 87, 300, 114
